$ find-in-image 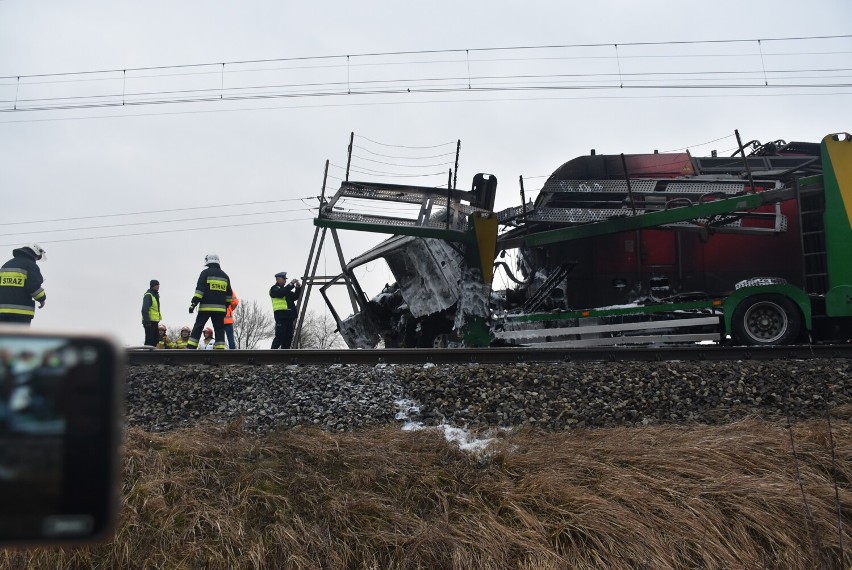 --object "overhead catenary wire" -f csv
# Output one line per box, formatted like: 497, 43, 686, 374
2, 38, 852, 115
4, 81, 851, 114
2, 87, 850, 126
0, 216, 314, 247
3, 33, 850, 81
2, 34, 850, 121
10, 66, 852, 108
0, 207, 317, 238
0, 196, 315, 226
